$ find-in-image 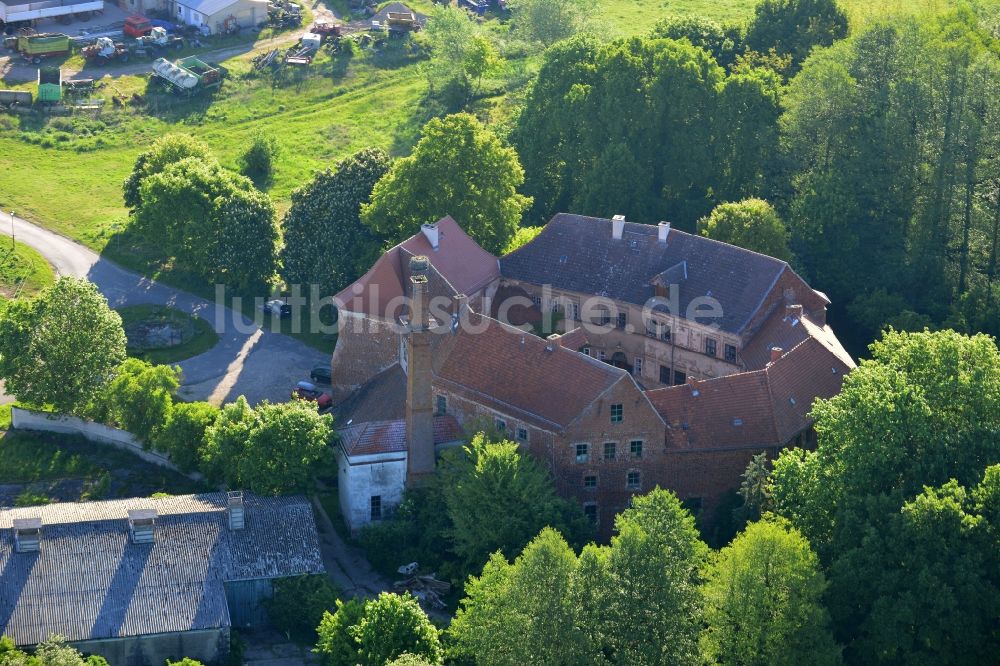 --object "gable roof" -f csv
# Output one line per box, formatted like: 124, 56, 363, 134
741, 307, 855, 371
0, 493, 322, 646
177, 0, 268, 15
500, 214, 798, 334
335, 216, 499, 320
648, 331, 853, 450
431, 313, 635, 431
339, 415, 463, 457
